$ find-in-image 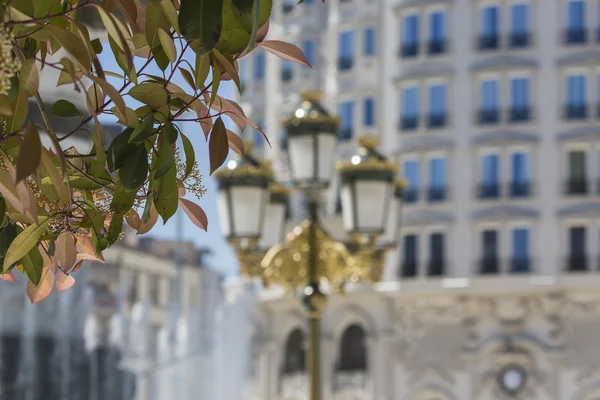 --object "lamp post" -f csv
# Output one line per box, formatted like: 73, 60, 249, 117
215, 91, 405, 400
